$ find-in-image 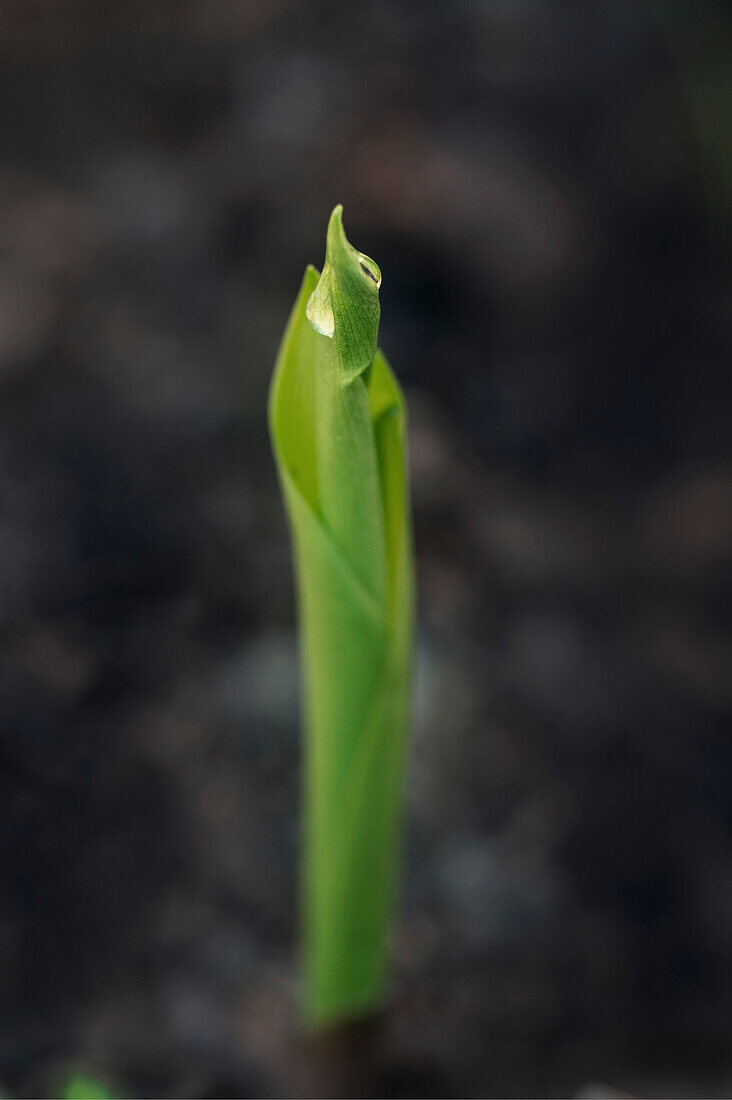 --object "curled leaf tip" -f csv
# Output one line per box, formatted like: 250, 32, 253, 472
306, 206, 382, 380
325, 204, 345, 254
325, 205, 382, 289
